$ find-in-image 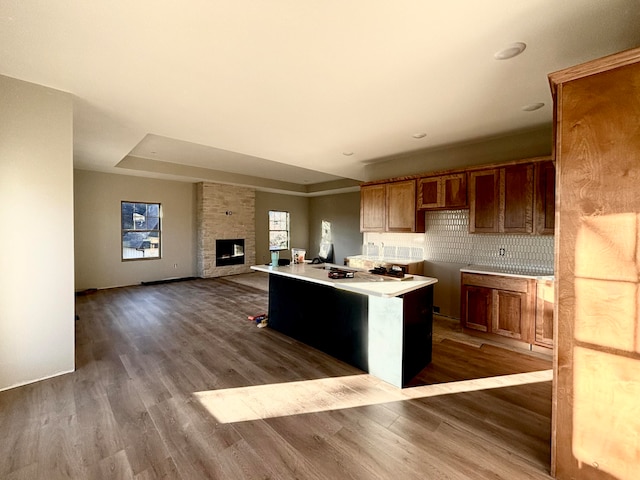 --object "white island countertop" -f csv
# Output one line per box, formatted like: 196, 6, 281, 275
251, 263, 437, 298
